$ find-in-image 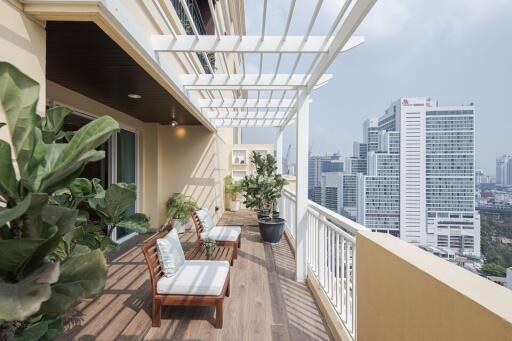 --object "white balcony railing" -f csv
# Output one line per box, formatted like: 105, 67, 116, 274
281, 188, 297, 240
280, 189, 367, 340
